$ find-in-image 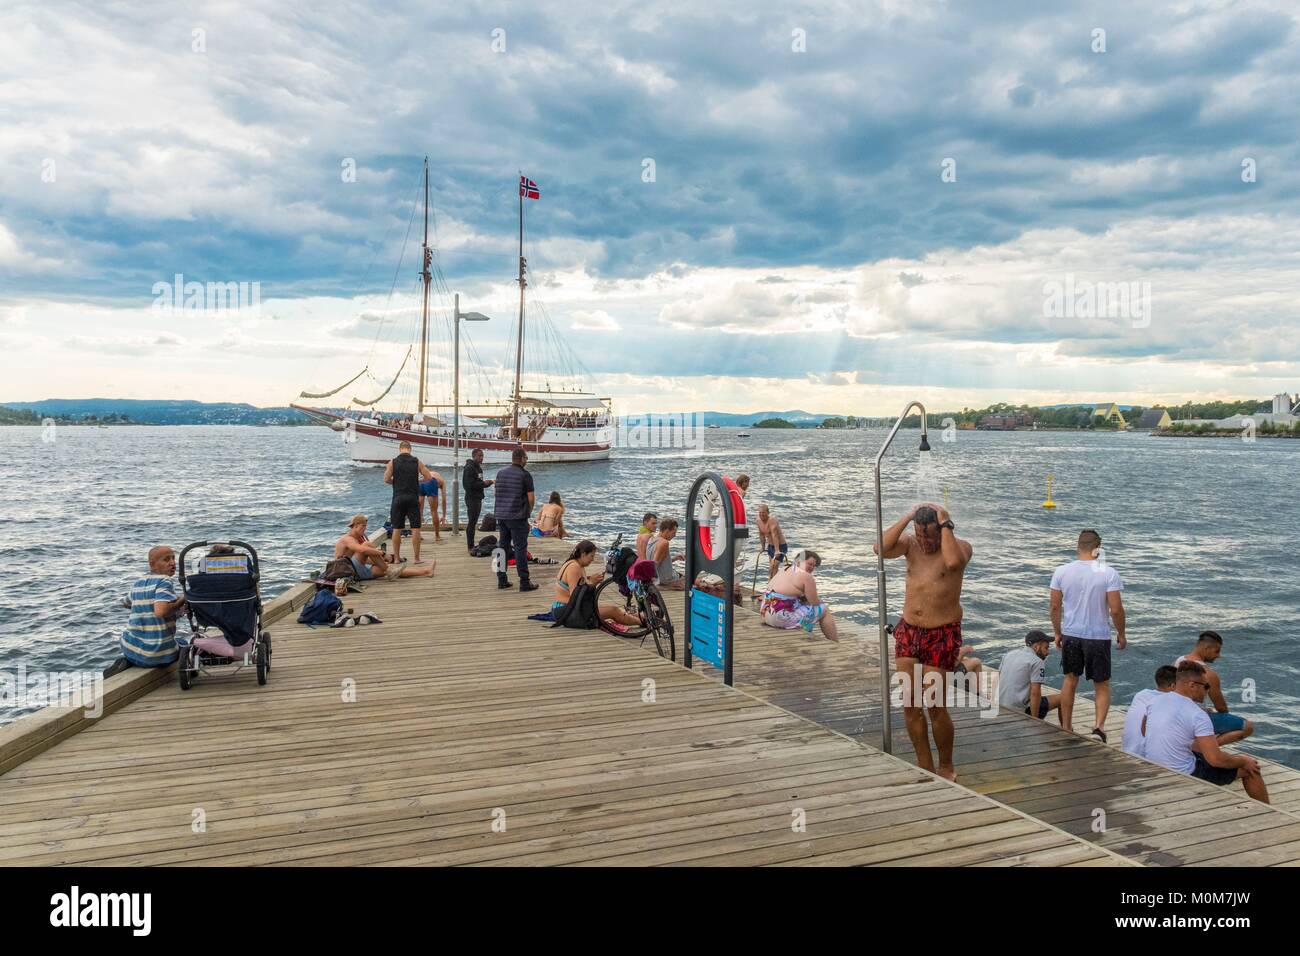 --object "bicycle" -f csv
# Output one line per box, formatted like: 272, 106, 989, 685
593, 534, 676, 661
